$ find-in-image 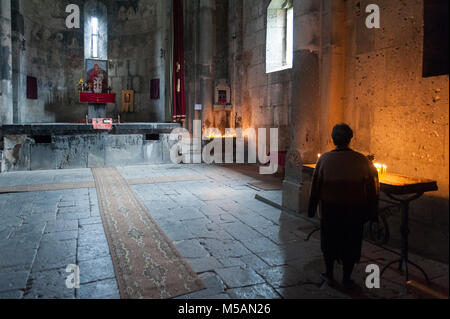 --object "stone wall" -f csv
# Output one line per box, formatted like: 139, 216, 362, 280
230, 0, 291, 151
0, 0, 13, 124
183, 0, 291, 150
11, 0, 85, 123
107, 0, 172, 123
341, 0, 449, 262
2, 0, 172, 124
285, 0, 449, 262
